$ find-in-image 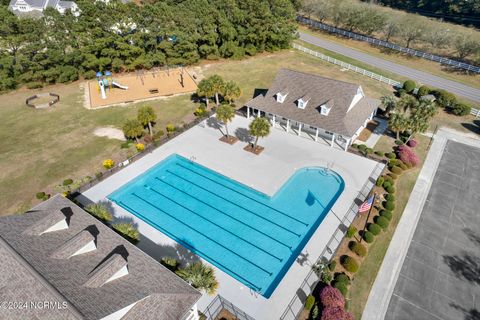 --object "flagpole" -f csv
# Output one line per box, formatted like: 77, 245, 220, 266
359, 193, 376, 244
